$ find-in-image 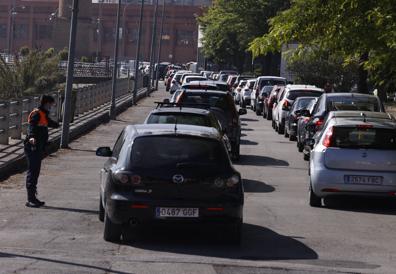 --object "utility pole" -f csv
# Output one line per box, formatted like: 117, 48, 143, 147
60, 0, 79, 149
148, 0, 159, 90
155, 0, 165, 90
133, 0, 144, 104
109, 0, 122, 119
